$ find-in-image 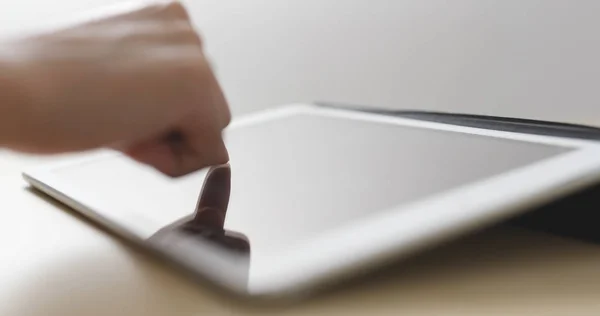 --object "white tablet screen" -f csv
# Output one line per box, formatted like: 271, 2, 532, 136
45, 110, 571, 291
